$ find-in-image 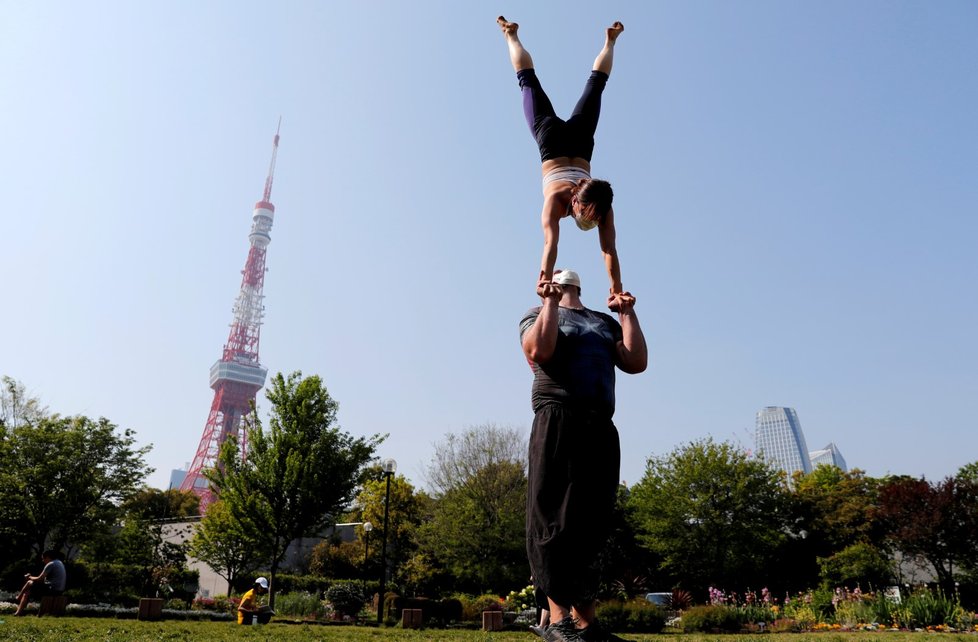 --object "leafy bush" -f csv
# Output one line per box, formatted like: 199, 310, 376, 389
385, 595, 464, 625
894, 587, 966, 629
325, 583, 365, 618
60, 561, 198, 606
504, 585, 537, 611
452, 593, 503, 621
784, 604, 818, 630
261, 573, 330, 595
191, 594, 239, 613
669, 588, 693, 611
680, 604, 743, 633
770, 617, 801, 632
596, 598, 666, 633
835, 596, 875, 627
164, 598, 189, 610
275, 591, 328, 620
